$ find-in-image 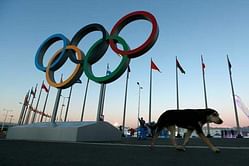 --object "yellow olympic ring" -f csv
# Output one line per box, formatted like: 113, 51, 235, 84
46, 45, 84, 89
